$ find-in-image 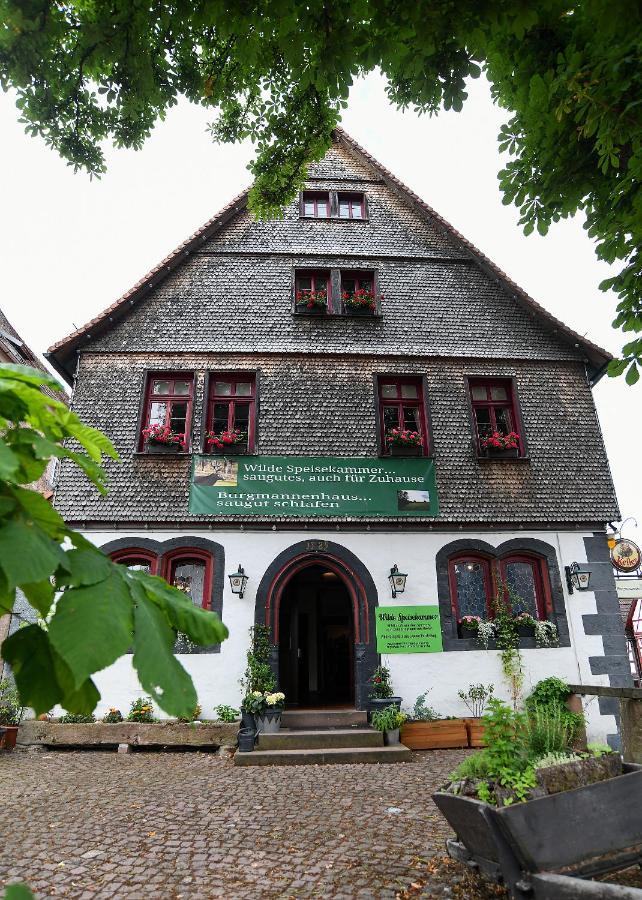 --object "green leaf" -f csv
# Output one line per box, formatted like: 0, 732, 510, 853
58, 675, 100, 716
133, 571, 228, 645
22, 579, 55, 617
0, 363, 62, 393
0, 439, 19, 480
625, 363, 640, 385
11, 486, 66, 536
59, 548, 113, 587
131, 588, 198, 718
0, 520, 66, 590
2, 626, 65, 715
4, 884, 35, 900
48, 572, 134, 688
